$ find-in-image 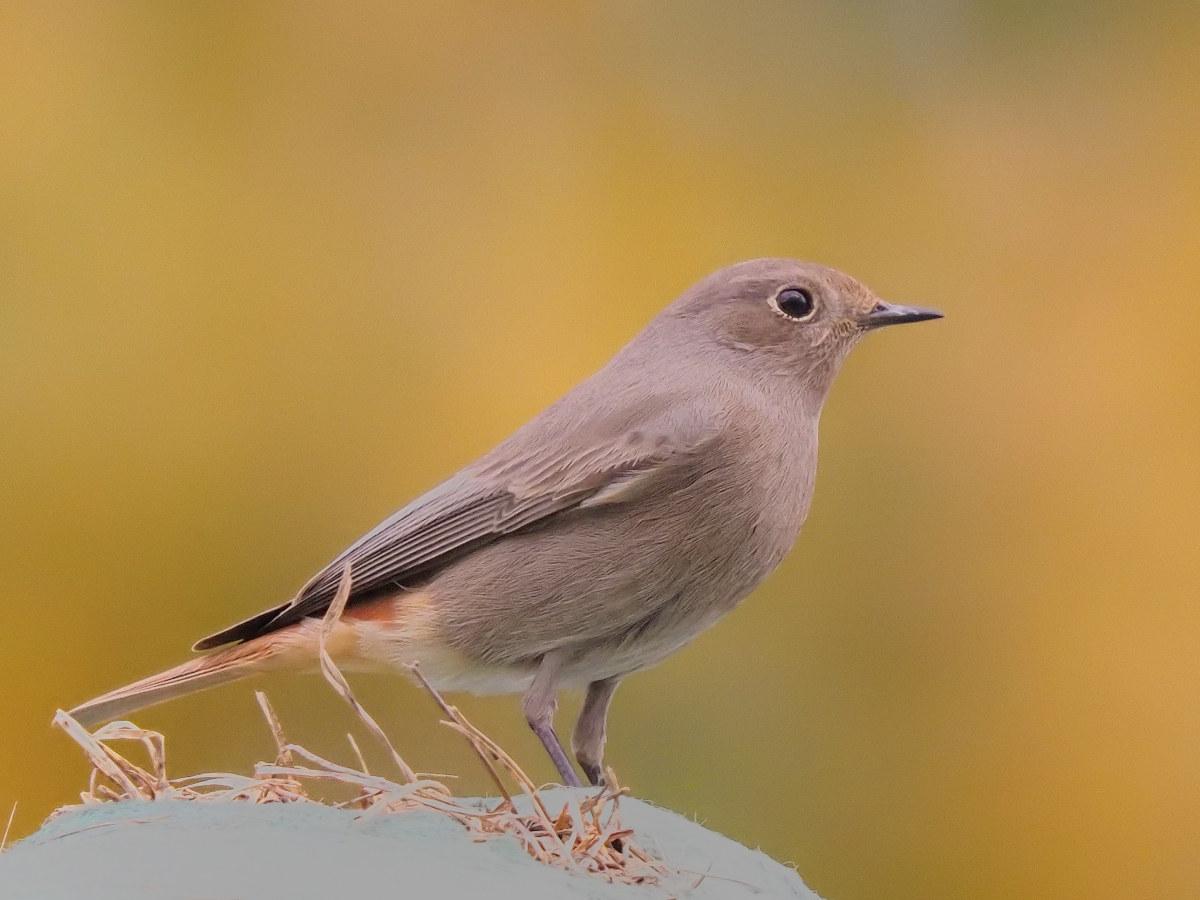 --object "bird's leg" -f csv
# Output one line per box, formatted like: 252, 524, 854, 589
571, 676, 621, 786
522, 652, 581, 787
